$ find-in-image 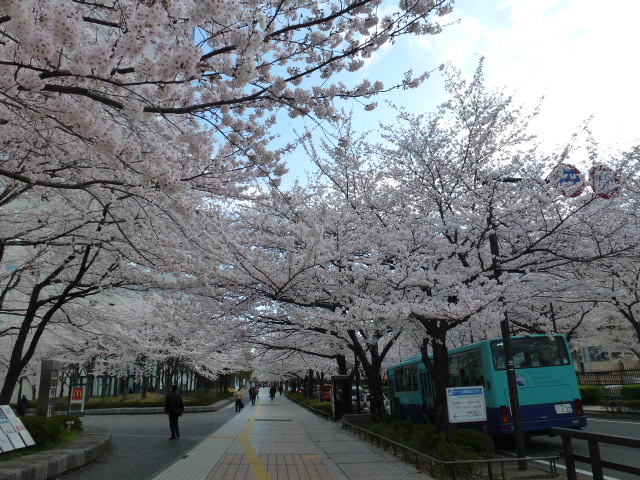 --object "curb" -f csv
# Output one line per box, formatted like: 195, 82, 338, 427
0, 427, 110, 480
81, 398, 234, 415
17, 397, 235, 417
